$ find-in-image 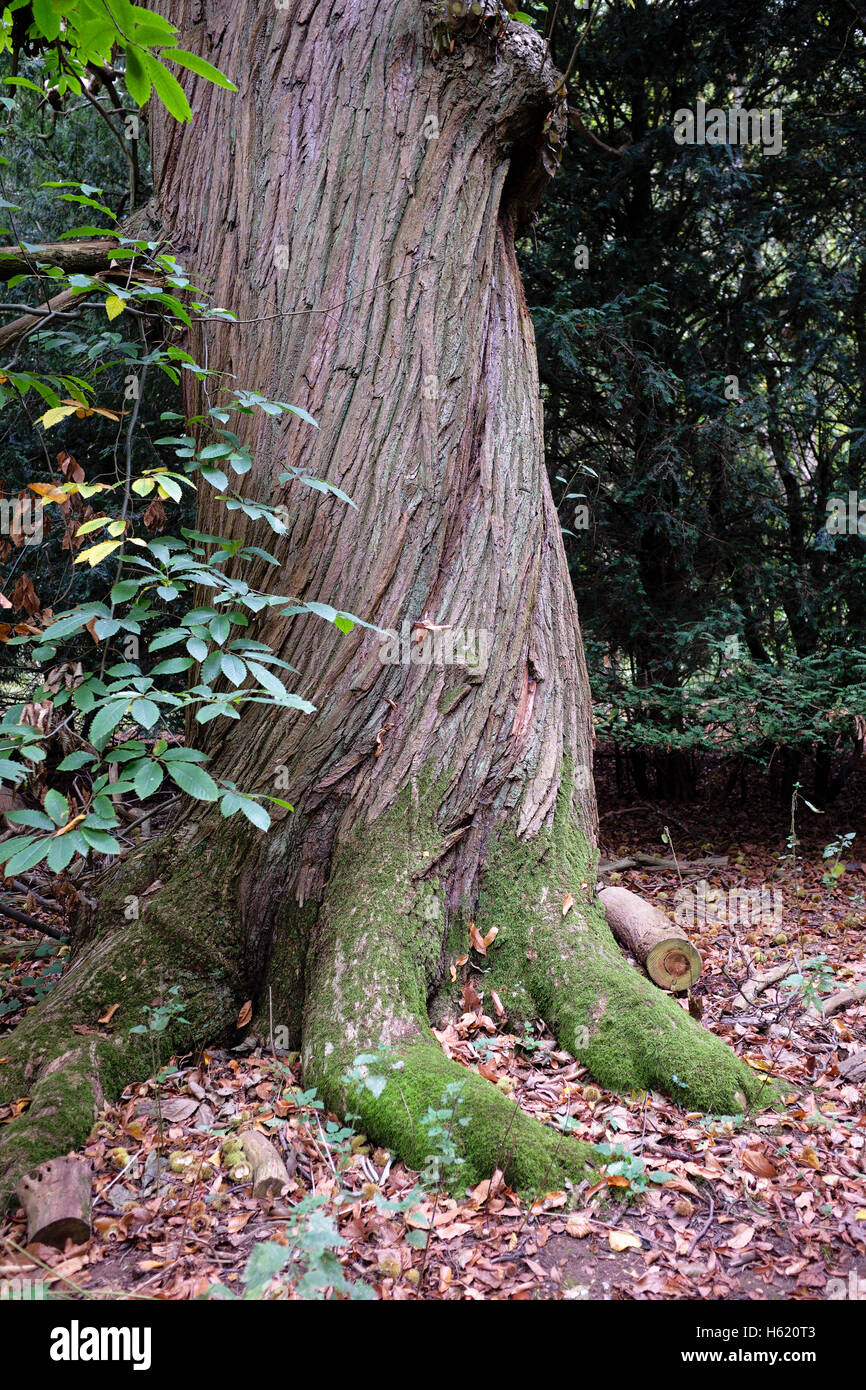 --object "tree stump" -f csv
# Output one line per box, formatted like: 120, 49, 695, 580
599, 886, 702, 990
16, 1155, 92, 1249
